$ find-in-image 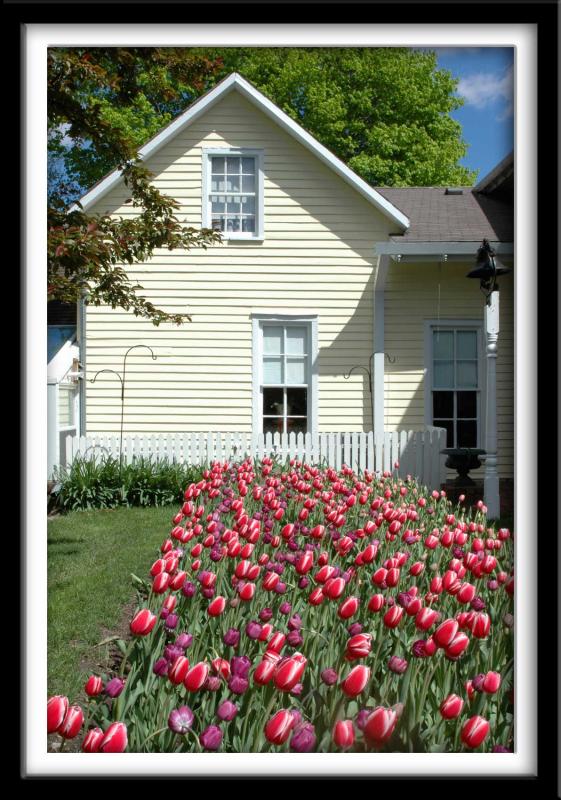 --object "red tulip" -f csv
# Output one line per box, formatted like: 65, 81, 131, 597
341, 665, 370, 697
265, 709, 296, 745
440, 694, 464, 719
383, 606, 404, 629
345, 633, 372, 660
472, 612, 491, 639
482, 671, 501, 693
308, 587, 325, 606
47, 695, 68, 734
368, 594, 385, 613
99, 721, 128, 753
130, 608, 157, 636
457, 583, 476, 604
460, 716, 490, 748
323, 577, 346, 599
273, 655, 307, 691
84, 675, 103, 697
372, 567, 388, 586
433, 618, 459, 648
152, 572, 171, 594
184, 662, 209, 692
254, 659, 276, 686
82, 727, 104, 753
338, 596, 359, 620
263, 571, 280, 590
168, 656, 190, 685
415, 607, 439, 631
169, 570, 187, 591
386, 567, 400, 587
59, 705, 84, 739
333, 720, 355, 749
239, 582, 256, 601
444, 632, 470, 658
295, 551, 314, 575
363, 706, 397, 745
208, 596, 226, 617
150, 559, 166, 577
